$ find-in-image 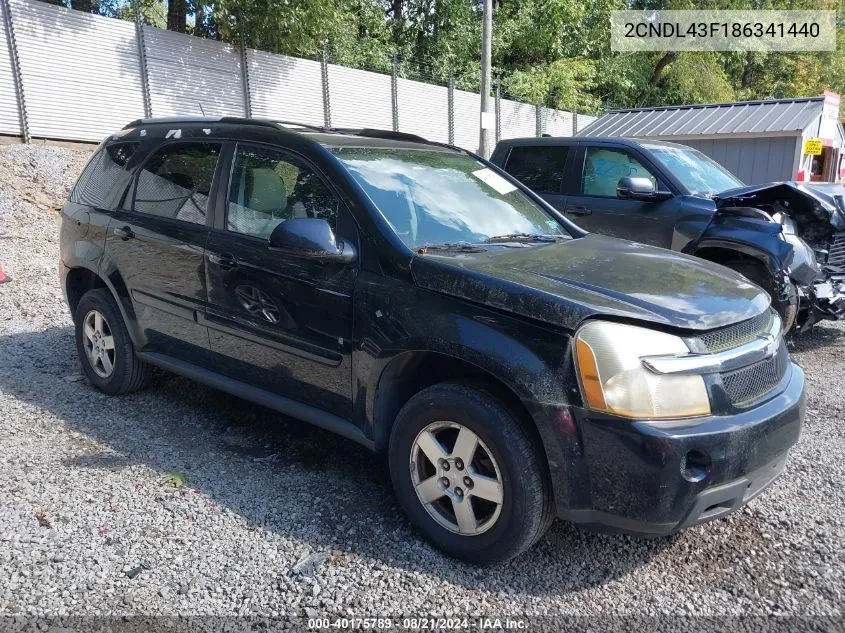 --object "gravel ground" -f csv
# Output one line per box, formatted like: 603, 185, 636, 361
0, 144, 843, 621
